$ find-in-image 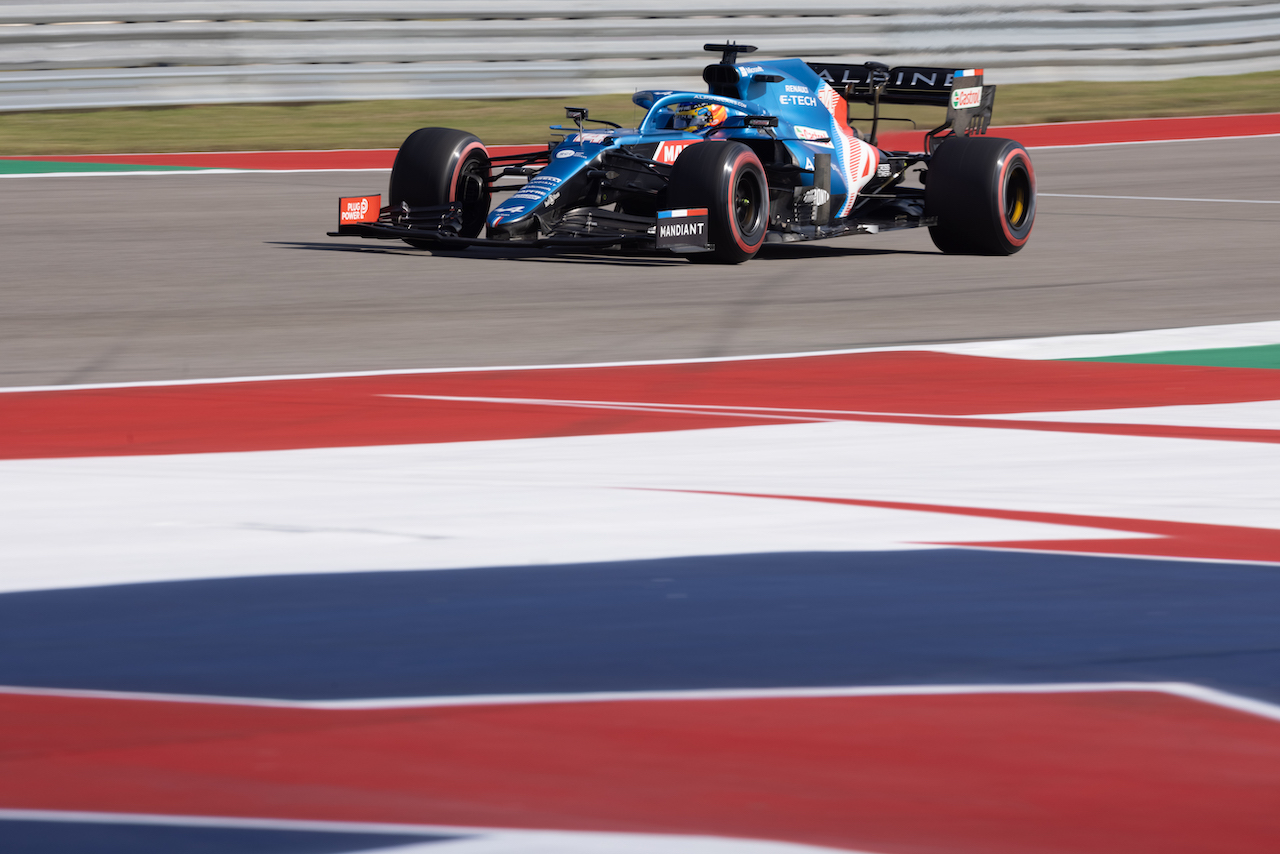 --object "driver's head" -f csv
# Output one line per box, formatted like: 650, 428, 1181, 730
672, 102, 729, 130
